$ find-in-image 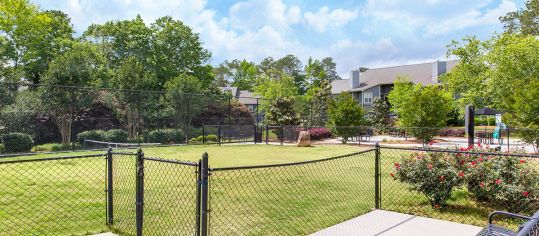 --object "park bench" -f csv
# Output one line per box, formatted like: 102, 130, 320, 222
476, 210, 539, 236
